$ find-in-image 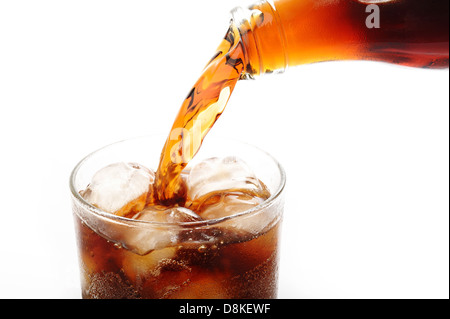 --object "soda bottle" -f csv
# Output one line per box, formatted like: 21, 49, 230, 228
230, 0, 449, 78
